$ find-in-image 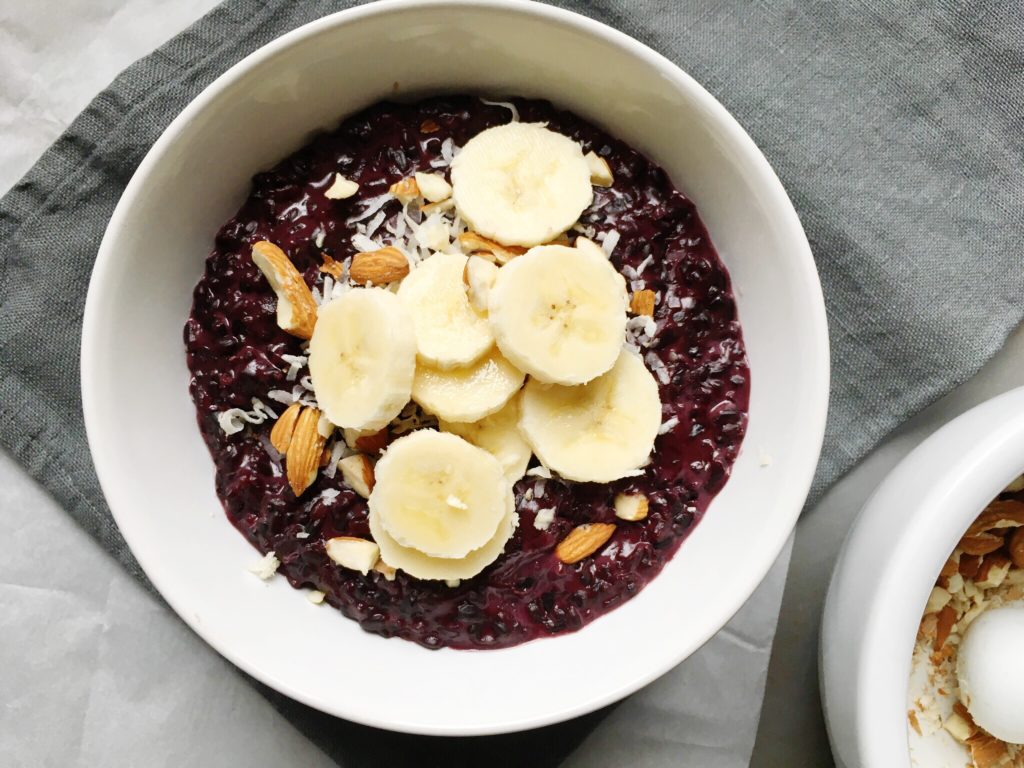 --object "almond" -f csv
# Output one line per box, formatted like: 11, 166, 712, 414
325, 536, 380, 574
339, 453, 374, 498
251, 241, 318, 339
585, 151, 614, 187
1009, 526, 1024, 568
975, 552, 1012, 589
966, 499, 1024, 536
939, 554, 959, 578
286, 406, 326, 496
420, 118, 440, 133
933, 604, 957, 651
343, 427, 389, 454
630, 289, 656, 317
924, 586, 952, 614
555, 522, 616, 564
270, 401, 302, 454
421, 197, 456, 215
349, 247, 410, 285
319, 252, 345, 280
959, 531, 1005, 556
373, 559, 397, 580
458, 232, 527, 264
967, 731, 1007, 768
944, 704, 977, 743
959, 553, 983, 579
389, 176, 419, 203
324, 173, 359, 200
413, 172, 452, 203
613, 492, 648, 521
